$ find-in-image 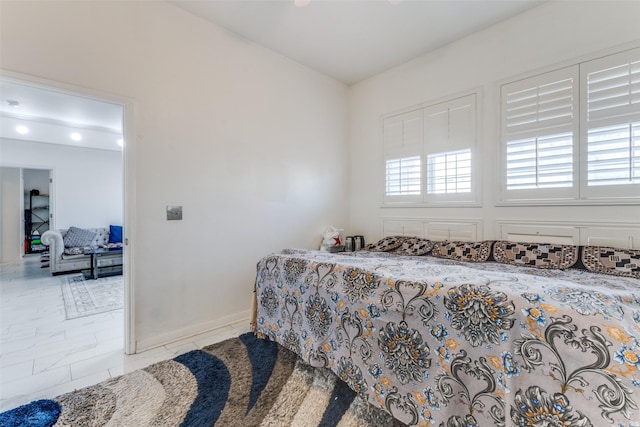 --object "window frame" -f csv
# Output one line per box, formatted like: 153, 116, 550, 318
382, 109, 424, 204
579, 48, 640, 201
382, 90, 481, 208
499, 66, 580, 203
498, 44, 640, 206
